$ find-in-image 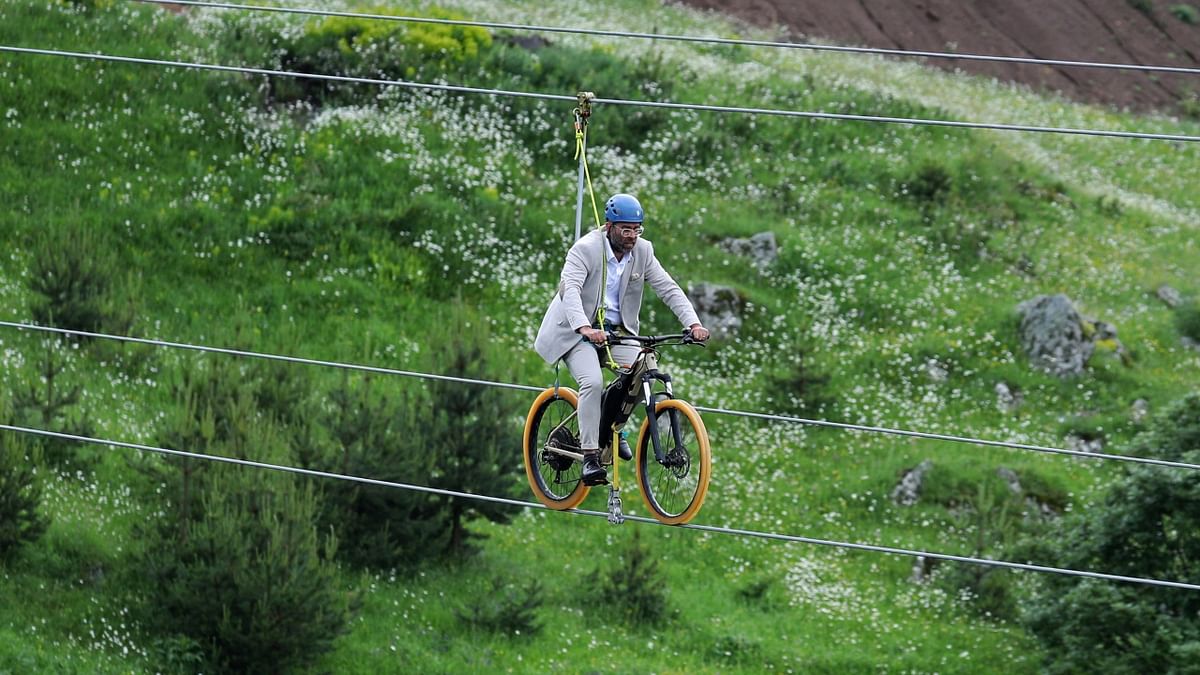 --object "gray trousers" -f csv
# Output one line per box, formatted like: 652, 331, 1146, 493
562, 339, 640, 450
